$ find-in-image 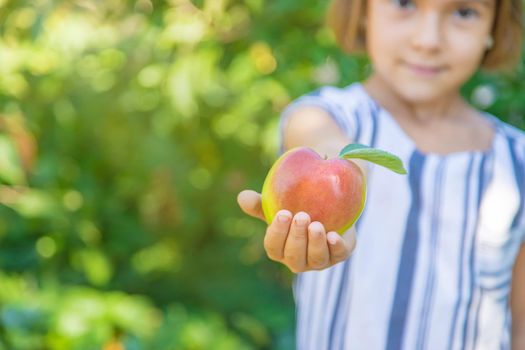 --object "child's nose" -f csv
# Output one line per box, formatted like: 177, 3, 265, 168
411, 13, 443, 52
